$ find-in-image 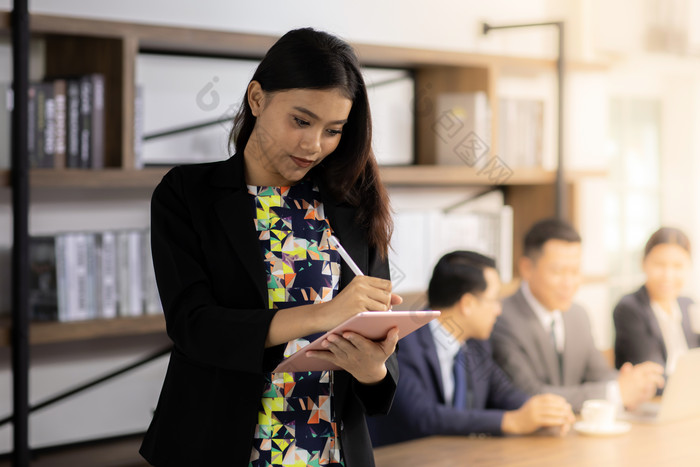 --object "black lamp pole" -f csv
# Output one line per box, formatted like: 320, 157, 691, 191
483, 21, 567, 220
11, 0, 31, 465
